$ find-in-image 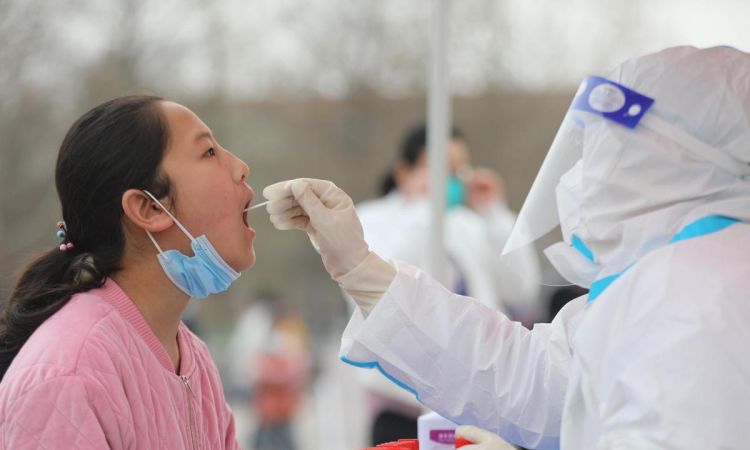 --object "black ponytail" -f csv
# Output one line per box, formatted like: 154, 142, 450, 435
0, 95, 171, 380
